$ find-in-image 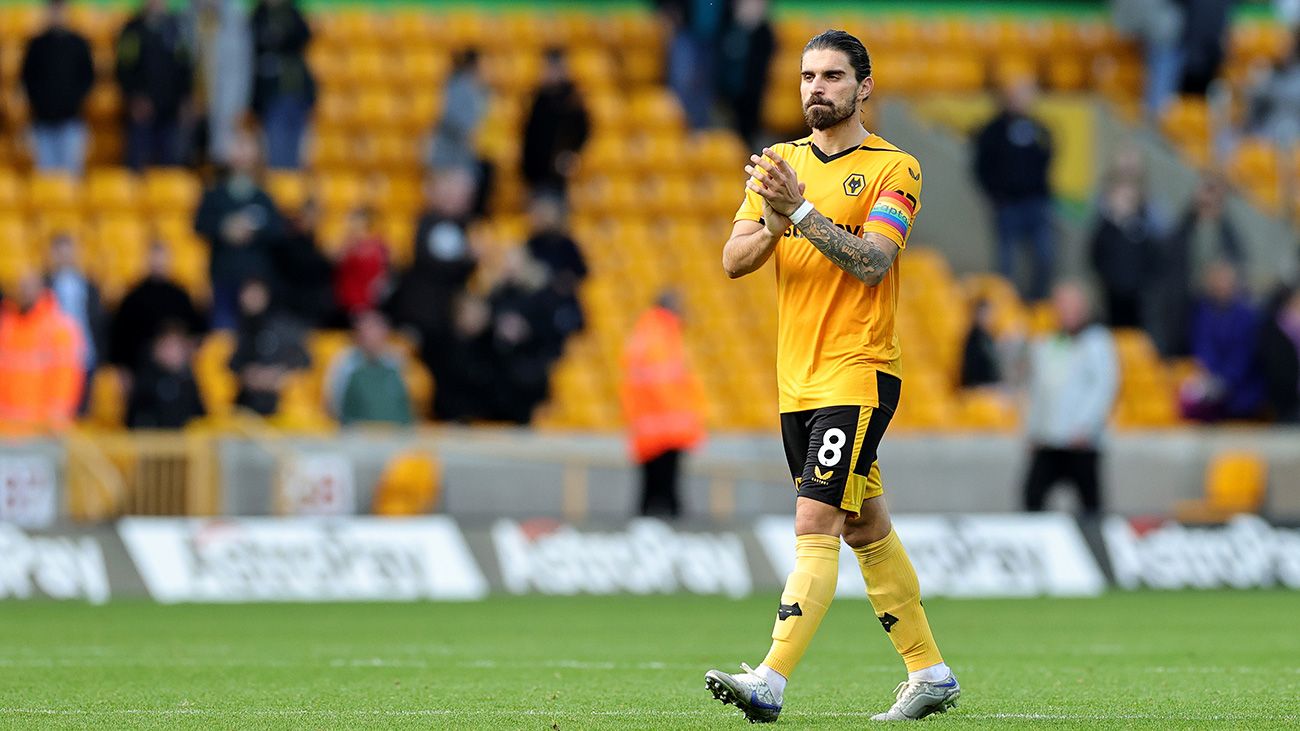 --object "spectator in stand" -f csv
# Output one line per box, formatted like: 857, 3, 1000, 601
486, 249, 562, 424
1260, 285, 1300, 422
960, 299, 1002, 389
430, 294, 496, 422
429, 49, 493, 217
1089, 172, 1165, 330
619, 291, 707, 519
333, 206, 391, 322
1178, 0, 1234, 96
126, 321, 206, 429
20, 0, 95, 175
194, 131, 285, 330
387, 168, 479, 362
110, 241, 206, 373
521, 49, 590, 198
1022, 282, 1118, 517
973, 78, 1055, 301
182, 0, 252, 167
325, 310, 412, 426
0, 270, 85, 435
1247, 28, 1300, 146
1158, 172, 1245, 356
717, 0, 774, 146
1181, 261, 1267, 421
250, 0, 315, 170
115, 0, 194, 170
524, 193, 586, 351
1111, 0, 1184, 119
46, 233, 106, 412
229, 277, 309, 416
658, 0, 729, 129
271, 196, 335, 328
